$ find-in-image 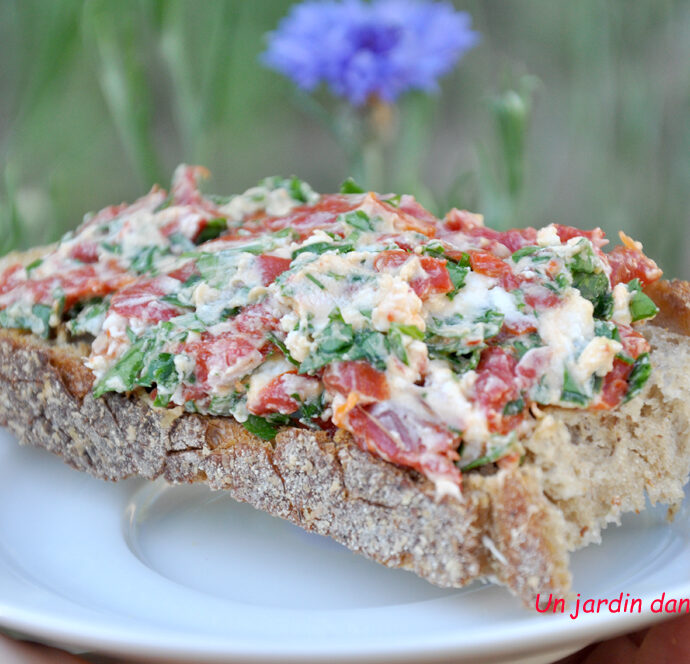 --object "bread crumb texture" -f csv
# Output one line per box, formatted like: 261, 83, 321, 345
526, 324, 690, 549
